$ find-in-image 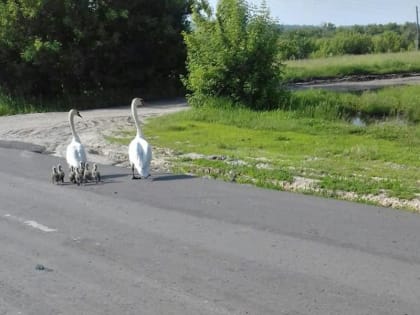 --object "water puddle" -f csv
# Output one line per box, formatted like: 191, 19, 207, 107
348, 113, 408, 127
